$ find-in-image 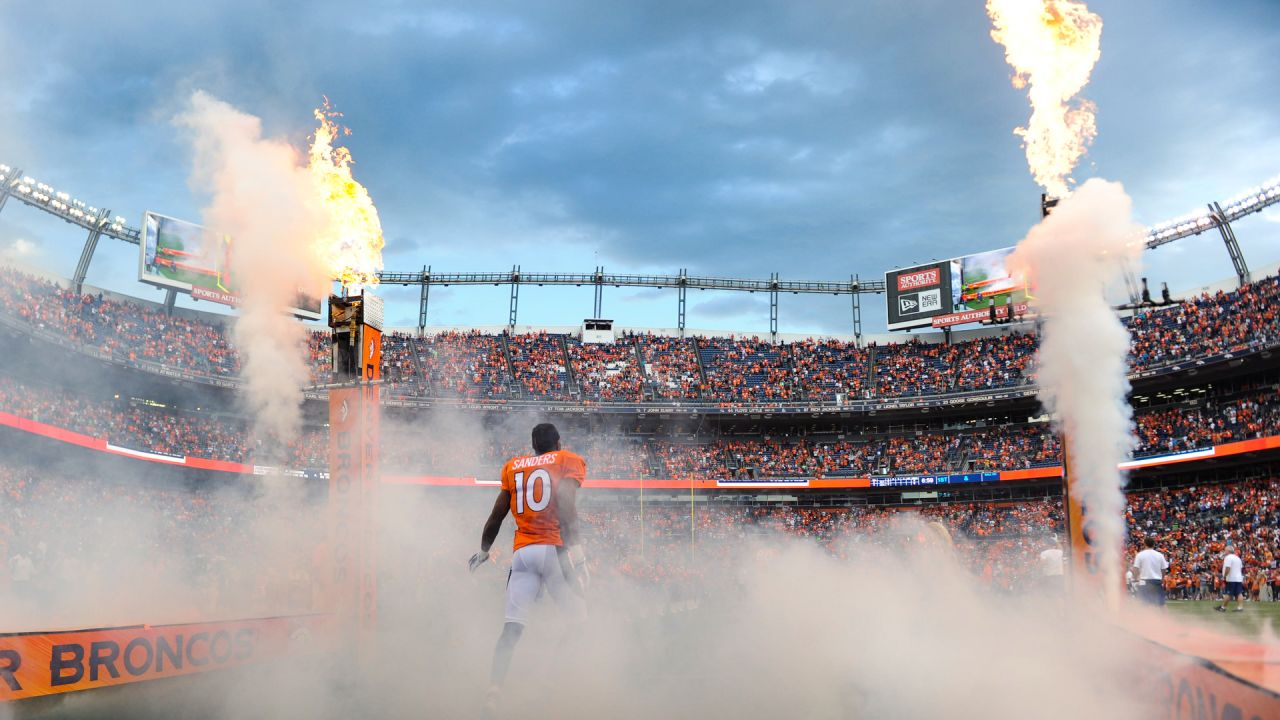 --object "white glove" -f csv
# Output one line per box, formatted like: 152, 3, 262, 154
468, 550, 491, 573
562, 545, 590, 593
